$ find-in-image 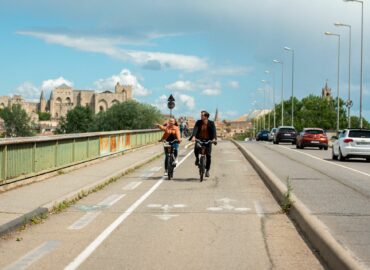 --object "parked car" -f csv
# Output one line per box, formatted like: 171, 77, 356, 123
332, 129, 370, 162
273, 126, 297, 144
268, 128, 277, 141
296, 128, 328, 150
256, 130, 270, 141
